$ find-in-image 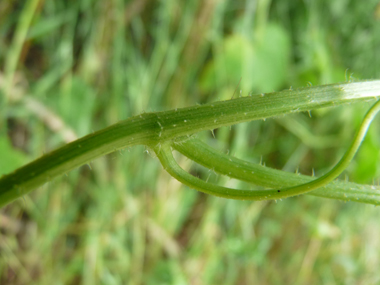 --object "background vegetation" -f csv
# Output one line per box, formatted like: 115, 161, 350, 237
1, 0, 380, 283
